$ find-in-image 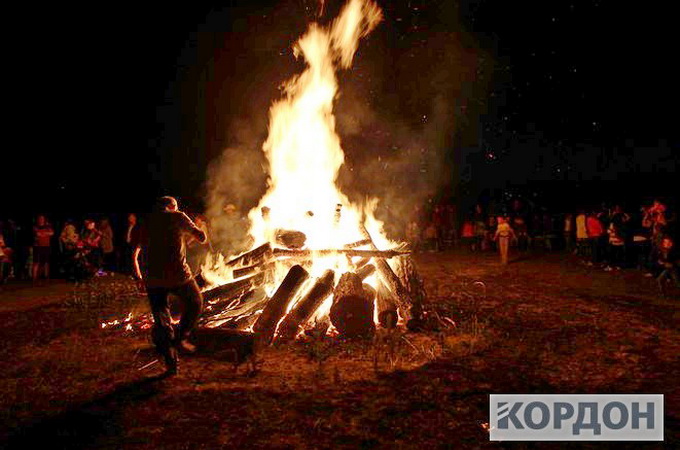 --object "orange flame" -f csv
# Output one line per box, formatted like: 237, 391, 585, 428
205, 0, 394, 331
